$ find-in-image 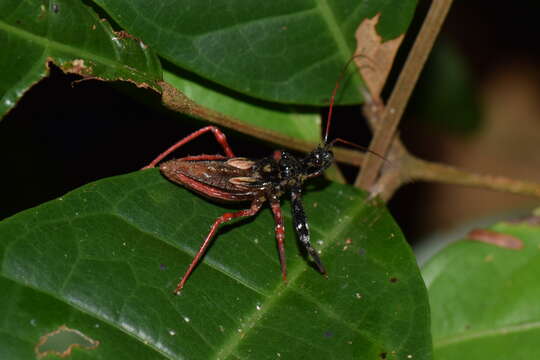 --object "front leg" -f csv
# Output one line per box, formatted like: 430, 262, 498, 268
291, 187, 327, 275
